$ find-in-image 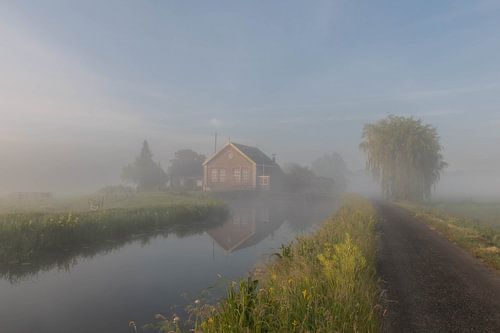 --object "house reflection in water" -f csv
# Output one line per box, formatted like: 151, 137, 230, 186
207, 201, 285, 253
